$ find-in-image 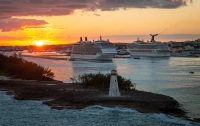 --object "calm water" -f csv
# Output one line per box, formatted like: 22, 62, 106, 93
1, 56, 200, 125
24, 56, 200, 118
